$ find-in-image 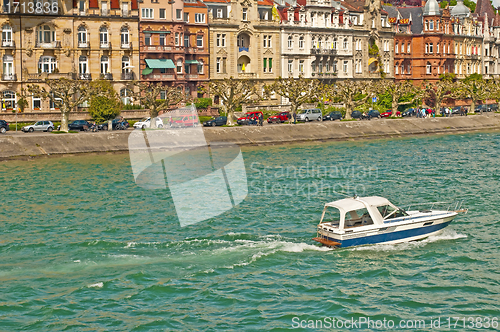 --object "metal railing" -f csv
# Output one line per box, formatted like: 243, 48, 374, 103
78, 73, 92, 80
2, 73, 17, 81
35, 40, 61, 48
1, 40, 14, 47
100, 73, 113, 80
121, 72, 134, 80
403, 200, 467, 213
